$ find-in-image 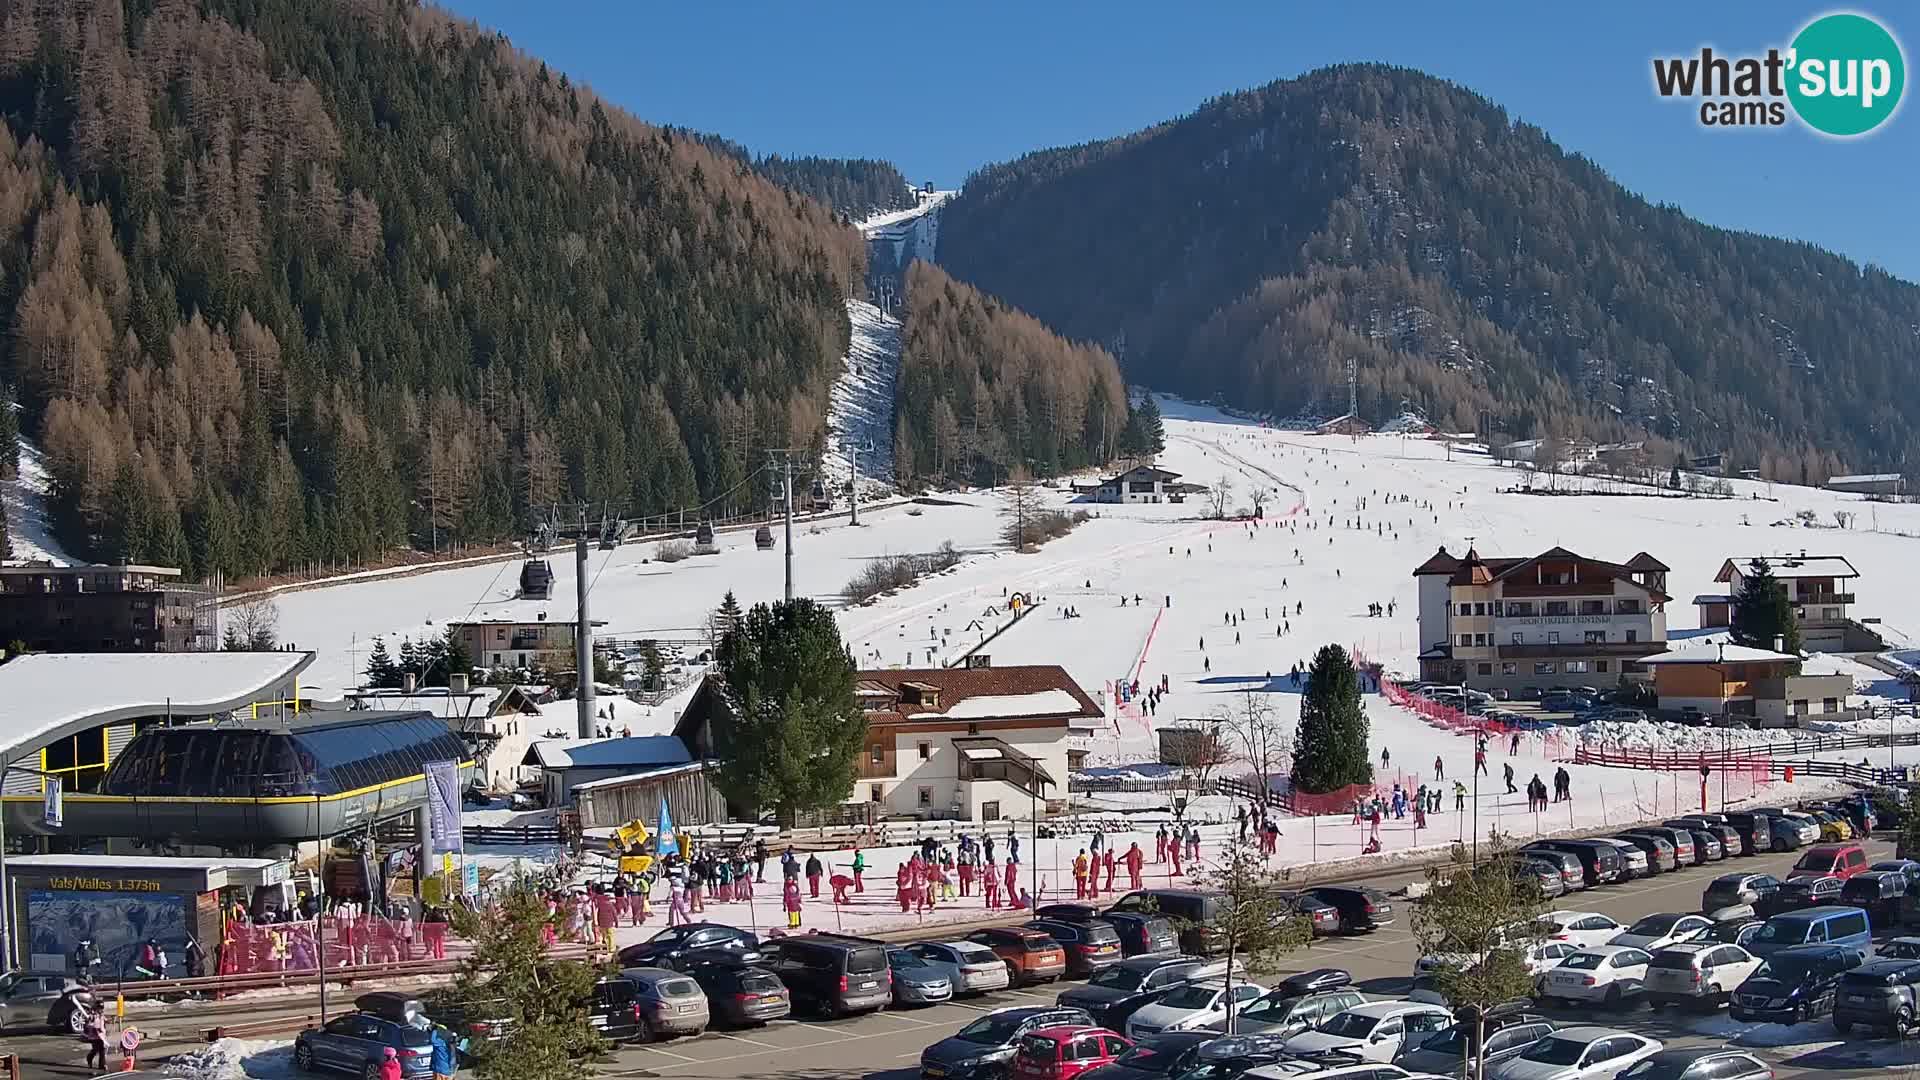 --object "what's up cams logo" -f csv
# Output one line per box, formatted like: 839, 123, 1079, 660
1653, 11, 1905, 136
